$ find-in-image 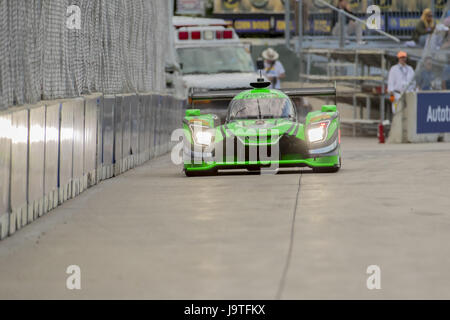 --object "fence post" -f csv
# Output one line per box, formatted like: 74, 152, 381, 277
285, 0, 291, 49
381, 53, 386, 122
339, 10, 345, 48
297, 0, 303, 54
